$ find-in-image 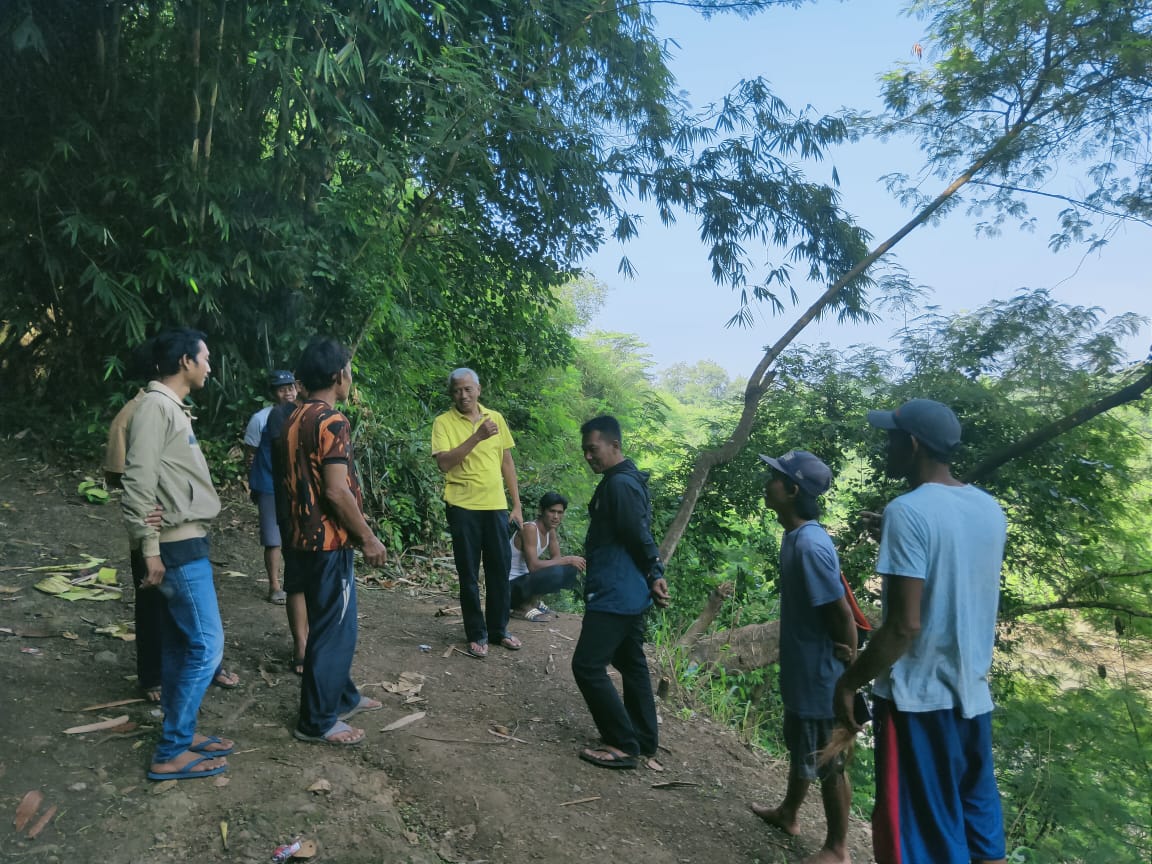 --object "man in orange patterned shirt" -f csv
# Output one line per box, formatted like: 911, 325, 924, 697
279, 338, 387, 746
